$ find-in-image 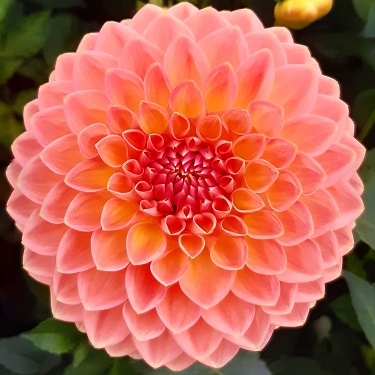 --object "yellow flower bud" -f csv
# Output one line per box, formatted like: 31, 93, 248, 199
274, 0, 333, 30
